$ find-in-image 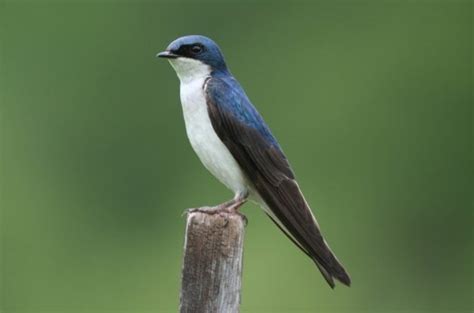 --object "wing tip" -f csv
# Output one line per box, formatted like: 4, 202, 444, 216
325, 271, 351, 289
330, 261, 351, 288
314, 258, 351, 288
334, 270, 351, 287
